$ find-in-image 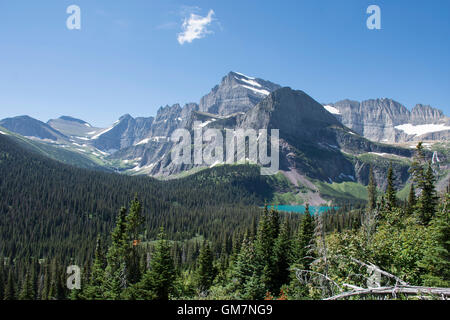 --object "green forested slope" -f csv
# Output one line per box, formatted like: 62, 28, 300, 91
0, 133, 274, 264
